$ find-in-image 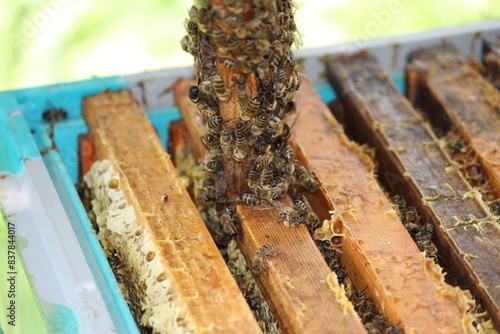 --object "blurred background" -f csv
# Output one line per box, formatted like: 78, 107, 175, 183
1, 0, 499, 91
